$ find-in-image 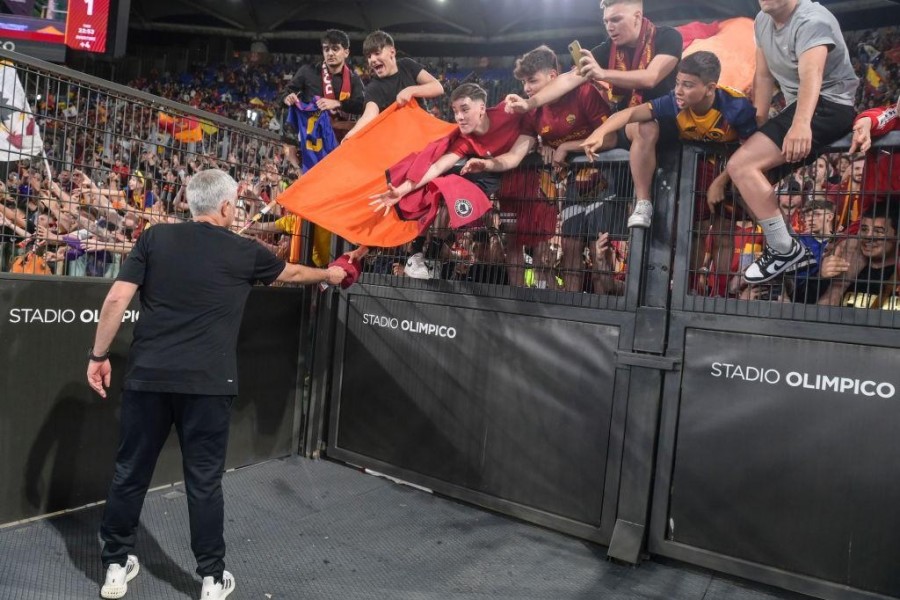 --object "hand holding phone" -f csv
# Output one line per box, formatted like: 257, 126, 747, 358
568, 40, 584, 70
